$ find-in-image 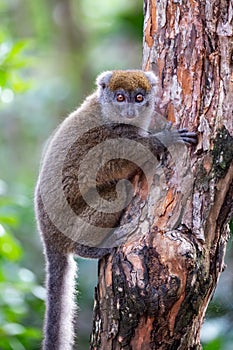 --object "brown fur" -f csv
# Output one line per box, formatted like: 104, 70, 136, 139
108, 70, 152, 92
